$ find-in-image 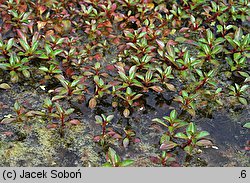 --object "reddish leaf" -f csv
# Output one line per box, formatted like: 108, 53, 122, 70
112, 133, 122, 139
47, 124, 58, 129
185, 39, 196, 45
150, 86, 163, 93
65, 68, 74, 77
108, 81, 121, 86
94, 53, 102, 61
196, 139, 213, 147
111, 4, 117, 12
3, 131, 14, 136
160, 141, 178, 150
113, 37, 120, 44
37, 5, 47, 15
37, 21, 47, 31
93, 136, 101, 142
245, 146, 250, 151
167, 40, 178, 46
97, 21, 112, 28
133, 138, 141, 143
150, 156, 160, 164
69, 119, 80, 125
170, 162, 181, 167
156, 39, 165, 50
179, 27, 189, 33
106, 65, 115, 71
16, 29, 26, 41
